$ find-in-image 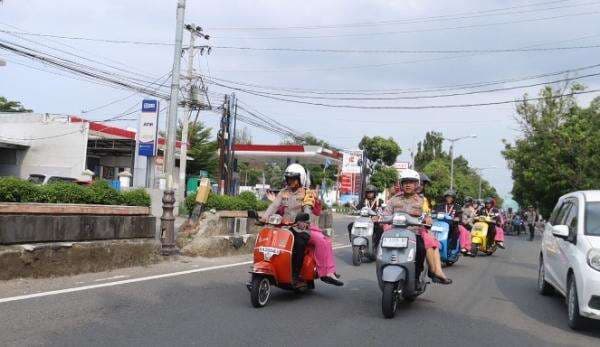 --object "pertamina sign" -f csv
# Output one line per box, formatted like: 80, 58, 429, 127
138, 99, 159, 157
